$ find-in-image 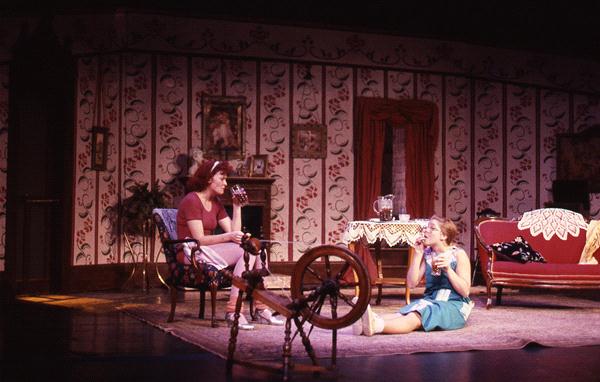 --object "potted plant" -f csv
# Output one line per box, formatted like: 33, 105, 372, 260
118, 181, 167, 291
121, 181, 167, 237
